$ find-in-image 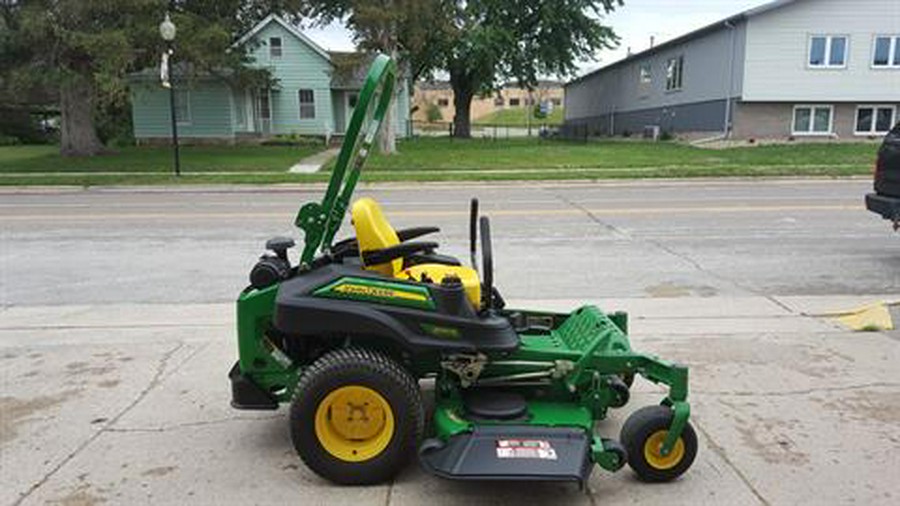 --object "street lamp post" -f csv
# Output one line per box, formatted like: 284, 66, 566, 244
159, 12, 180, 176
